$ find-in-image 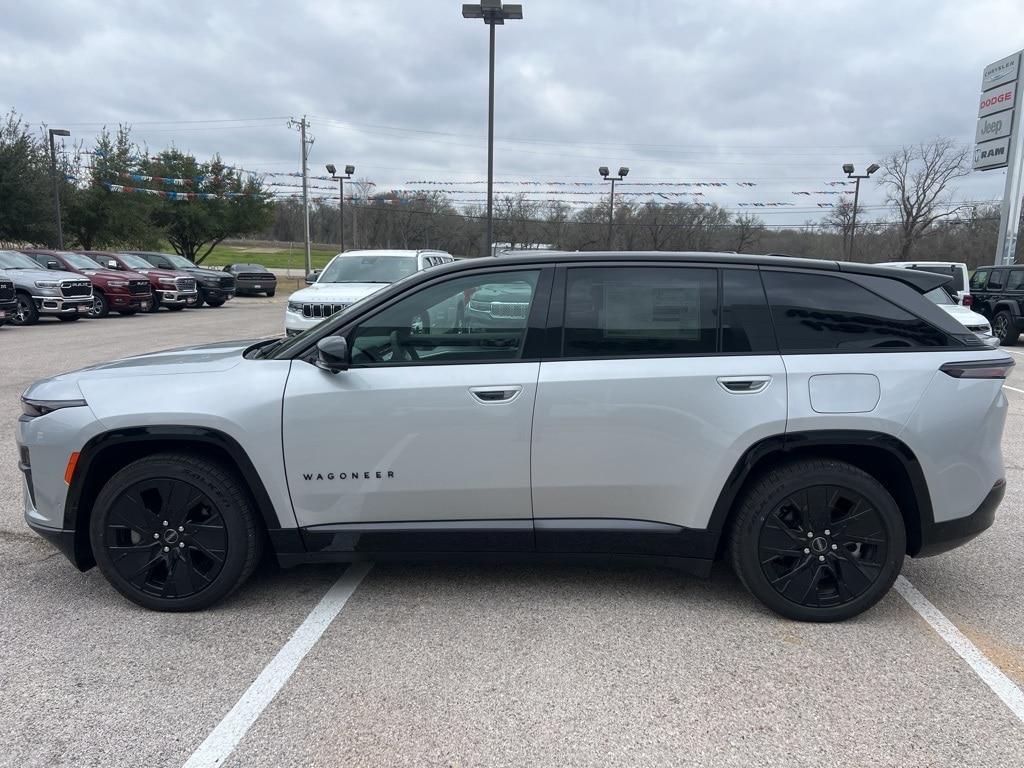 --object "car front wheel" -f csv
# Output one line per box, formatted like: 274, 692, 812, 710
10, 293, 39, 325
89, 453, 262, 611
729, 458, 905, 622
89, 291, 109, 318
